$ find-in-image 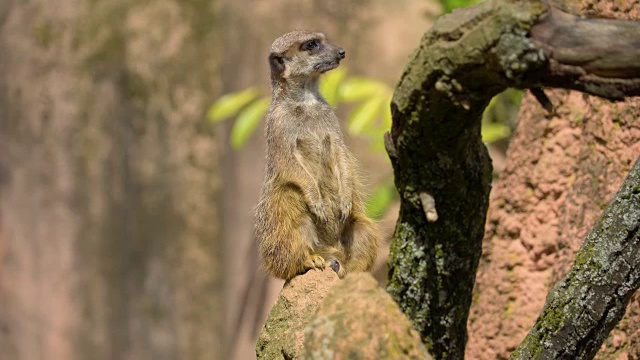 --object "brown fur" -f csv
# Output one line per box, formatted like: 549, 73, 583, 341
255, 30, 380, 280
